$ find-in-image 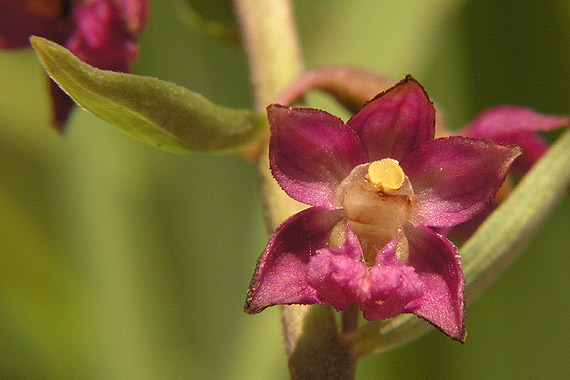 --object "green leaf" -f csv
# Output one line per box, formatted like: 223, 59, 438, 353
30, 36, 266, 154
344, 129, 570, 357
